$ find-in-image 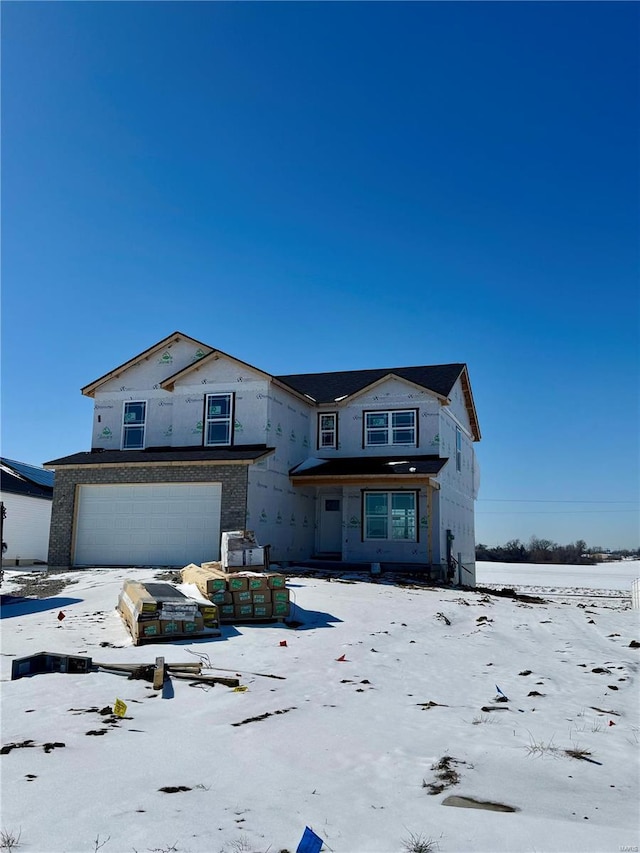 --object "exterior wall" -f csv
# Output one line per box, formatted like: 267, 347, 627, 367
313, 377, 441, 456
246, 383, 316, 562
171, 355, 270, 448
92, 338, 210, 449
48, 464, 248, 569
0, 492, 52, 563
438, 388, 477, 583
